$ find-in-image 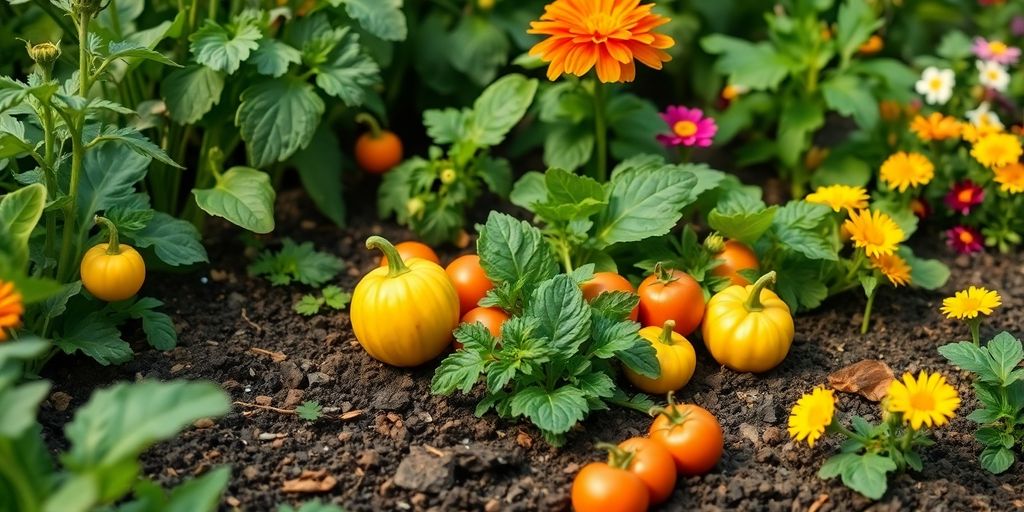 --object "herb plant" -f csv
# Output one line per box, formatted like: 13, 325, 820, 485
295, 285, 351, 316
296, 400, 325, 421
431, 212, 659, 446
939, 332, 1024, 474
248, 238, 344, 287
